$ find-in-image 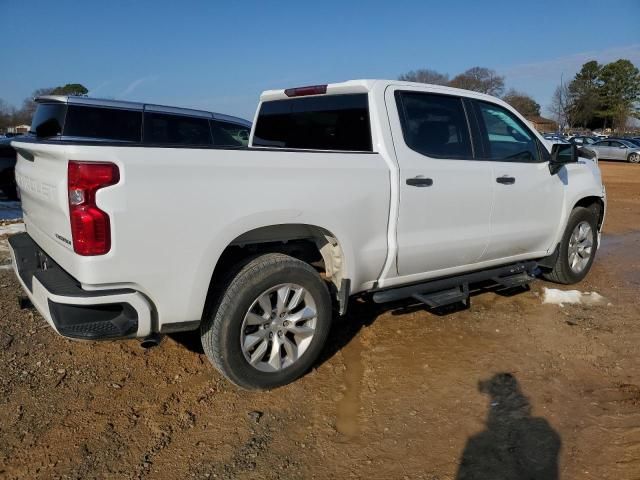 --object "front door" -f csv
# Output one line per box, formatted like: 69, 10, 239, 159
472, 100, 564, 261
387, 87, 494, 279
